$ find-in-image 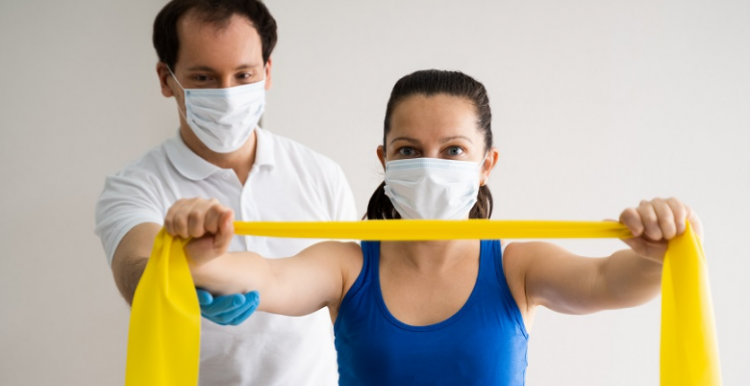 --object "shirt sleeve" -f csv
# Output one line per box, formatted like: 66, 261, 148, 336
330, 164, 358, 221
94, 169, 165, 267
